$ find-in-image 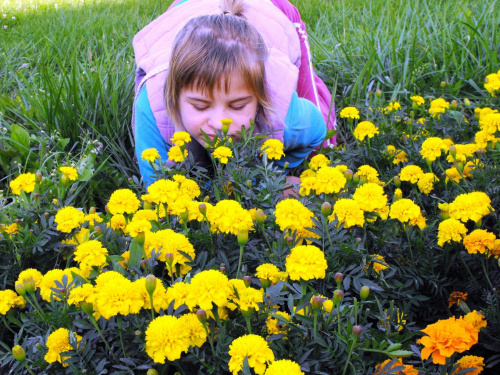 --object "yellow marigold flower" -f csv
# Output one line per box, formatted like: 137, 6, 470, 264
484, 71, 500, 97
417, 172, 438, 195
446, 143, 477, 163
417, 316, 478, 365
399, 165, 424, 184
55, 206, 85, 233
420, 137, 446, 161
110, 214, 127, 232
357, 165, 383, 185
353, 121, 379, 141
352, 183, 388, 212
190, 270, 232, 310
449, 192, 494, 223
437, 218, 467, 247
9, 173, 36, 195
178, 313, 207, 348
410, 95, 425, 106
61, 228, 90, 246
264, 360, 304, 375
429, 98, 450, 118
479, 112, 500, 134
59, 166, 78, 181
165, 282, 196, 311
491, 239, 500, 257
207, 200, 253, 235
314, 165, 347, 194
141, 148, 160, 162
266, 311, 290, 337
475, 129, 498, 150
286, 245, 327, 281
170, 131, 191, 146
67, 283, 96, 307
374, 359, 418, 375
0, 223, 19, 236
410, 213, 427, 230
0, 290, 25, 314
464, 311, 487, 331
146, 229, 195, 276
339, 106, 360, 120
299, 169, 316, 196
145, 315, 190, 363
274, 199, 319, 240
329, 198, 365, 228
445, 166, 462, 184
237, 287, 264, 312
417, 117, 427, 126
147, 179, 181, 205
168, 145, 188, 162
463, 229, 496, 255
256, 264, 280, 284
213, 146, 233, 164
364, 254, 388, 274
132, 209, 157, 222
44, 328, 82, 367
173, 175, 201, 199
228, 334, 275, 375
40, 269, 74, 302
335, 164, 348, 173
389, 199, 421, 223
260, 139, 285, 160
84, 213, 102, 226
126, 219, 152, 238
385, 146, 409, 165
16, 269, 43, 291
133, 278, 169, 312
107, 189, 140, 215
94, 271, 143, 319
74, 240, 108, 273
309, 154, 330, 171
453, 355, 485, 375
